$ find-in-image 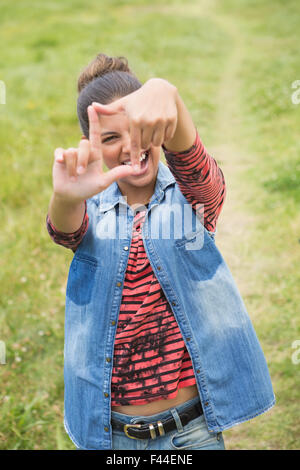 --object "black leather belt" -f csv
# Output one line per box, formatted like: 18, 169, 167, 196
111, 400, 203, 440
